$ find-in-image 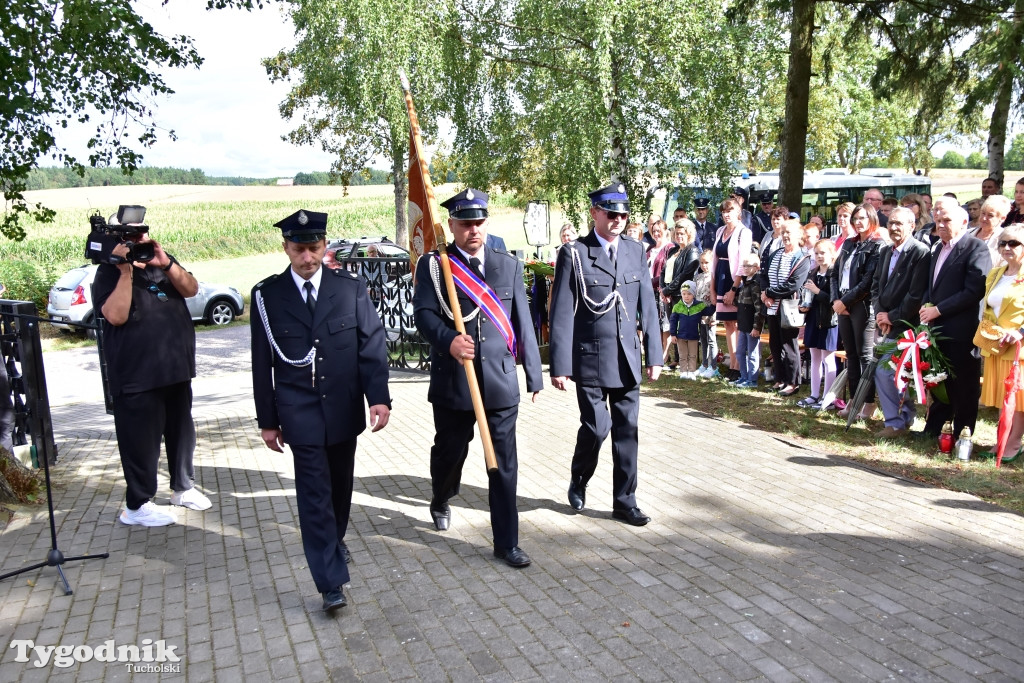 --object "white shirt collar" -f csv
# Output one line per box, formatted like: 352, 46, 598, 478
291, 264, 323, 297
456, 246, 484, 270
594, 233, 619, 251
